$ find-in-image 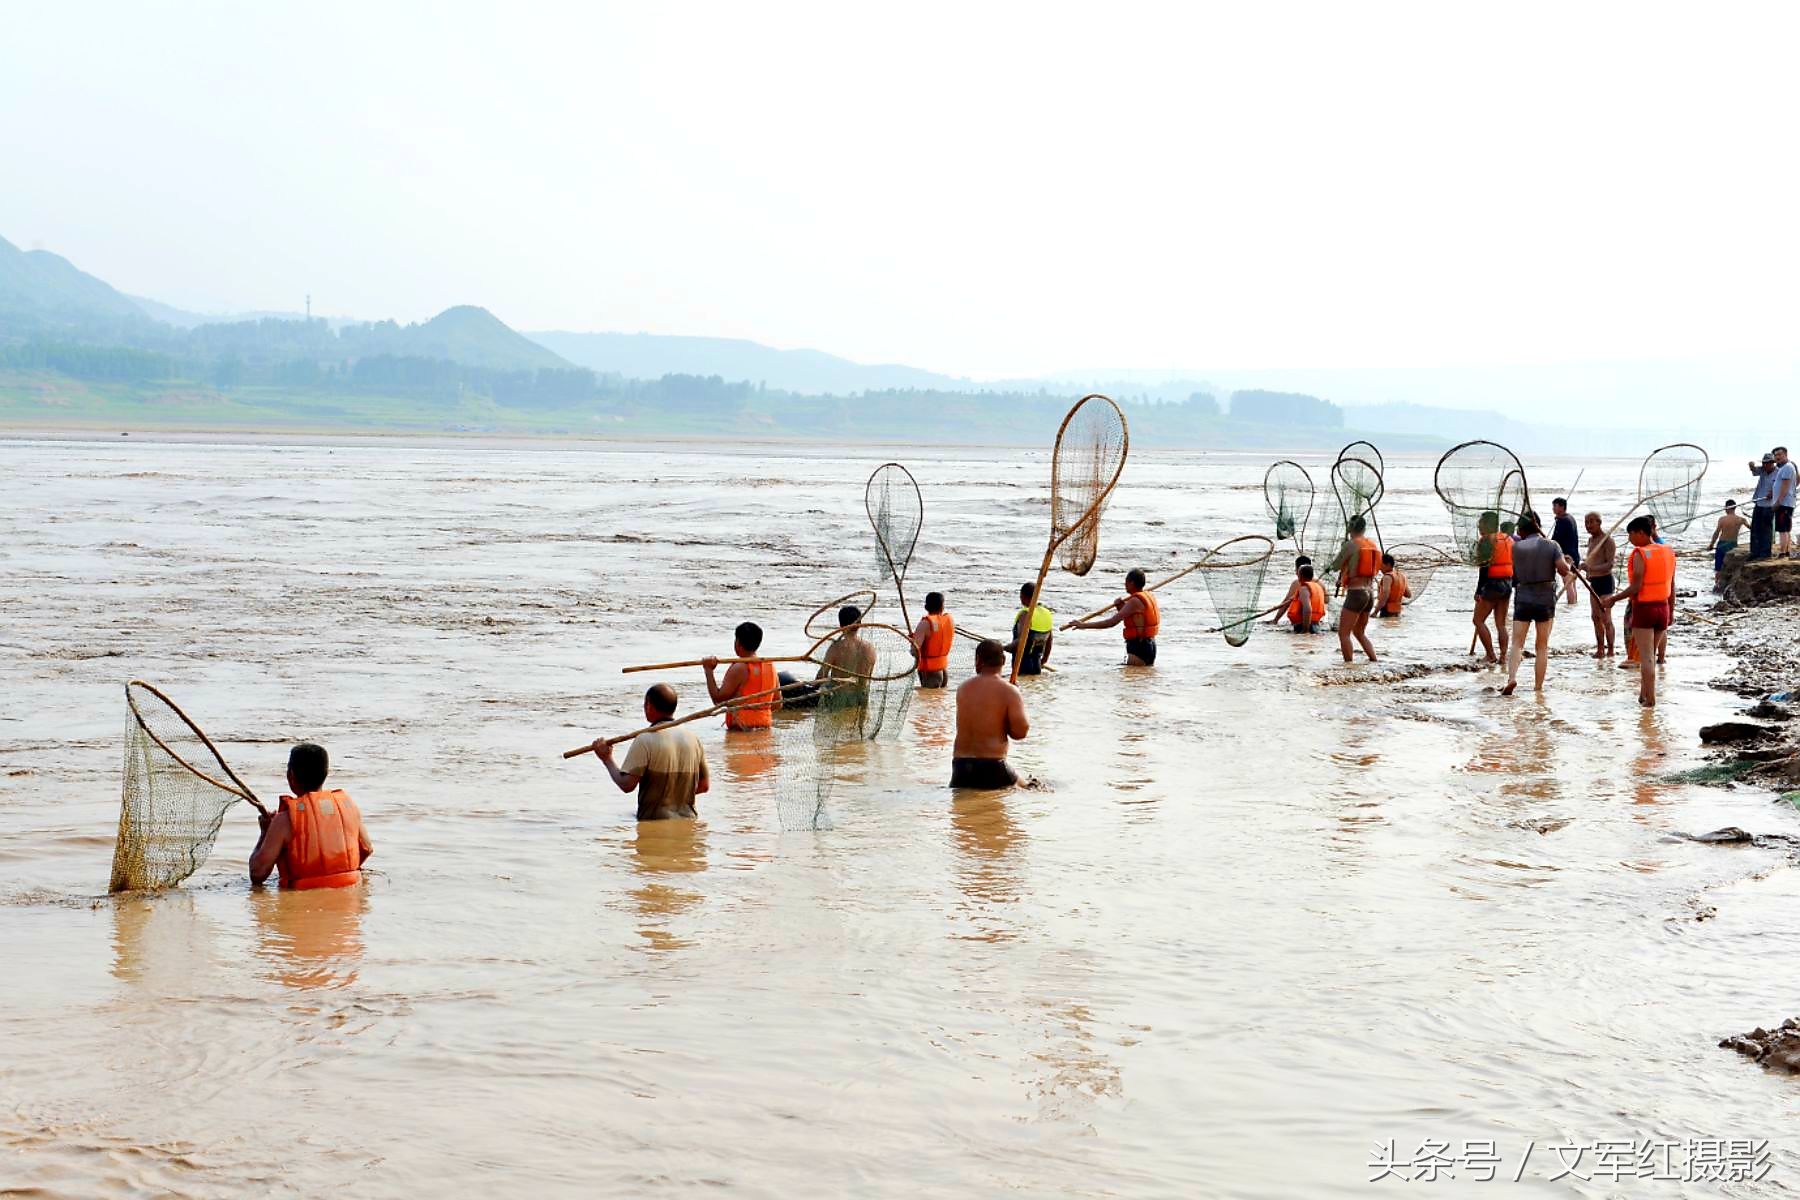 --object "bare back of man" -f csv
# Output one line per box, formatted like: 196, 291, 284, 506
952, 642, 1029, 789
